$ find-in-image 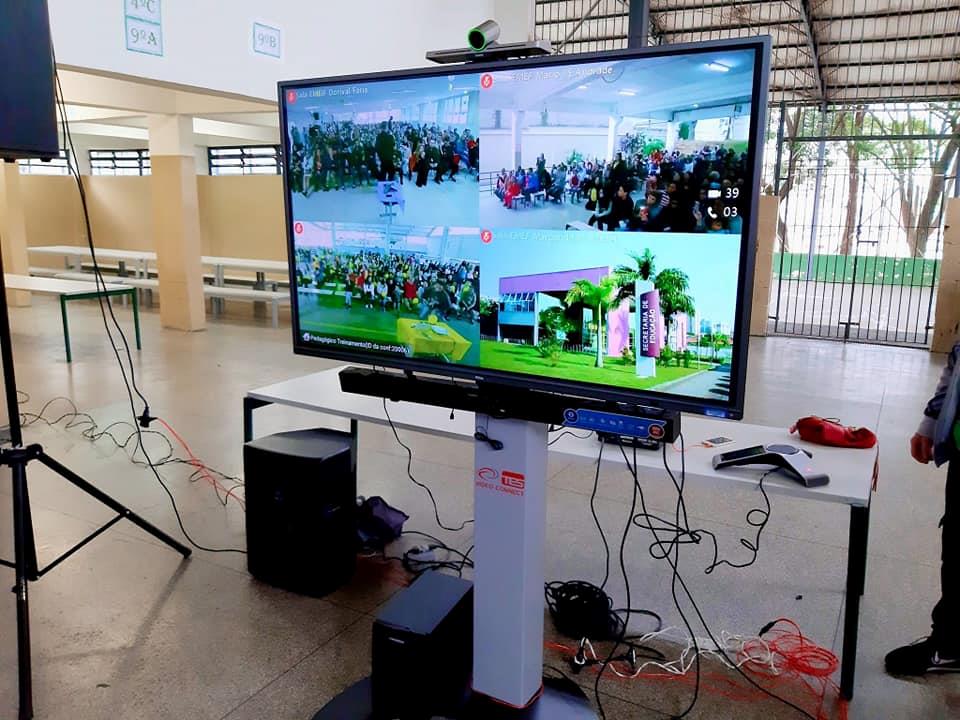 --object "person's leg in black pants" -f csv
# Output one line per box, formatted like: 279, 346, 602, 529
932, 456, 960, 655
886, 453, 960, 675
